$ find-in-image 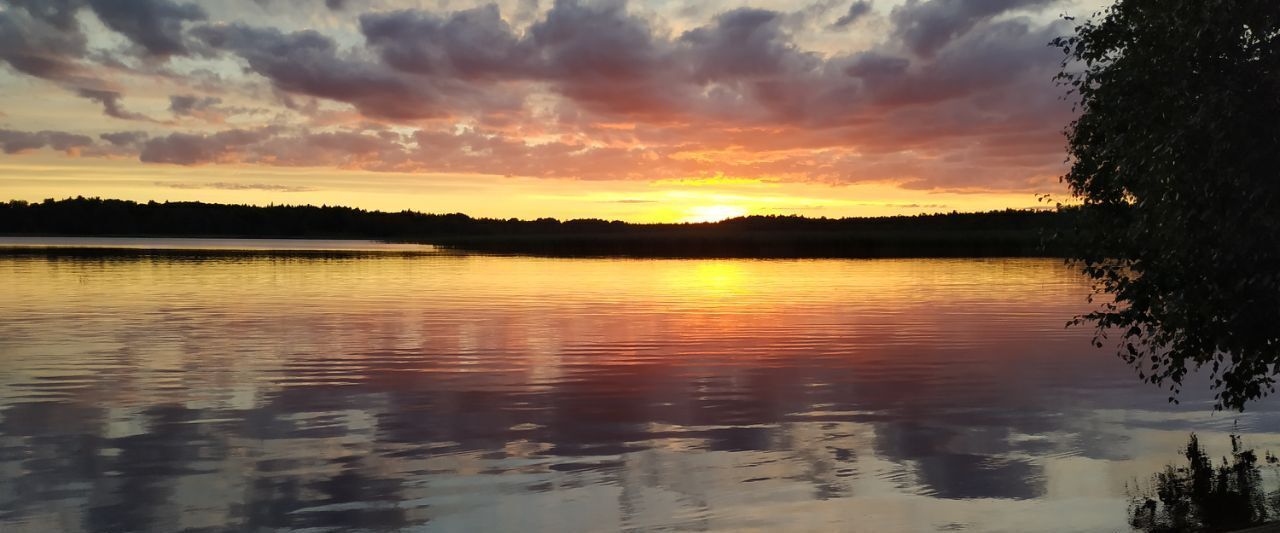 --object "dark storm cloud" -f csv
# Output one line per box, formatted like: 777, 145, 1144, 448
889, 0, 1058, 57
0, 129, 94, 154
832, 1, 872, 28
